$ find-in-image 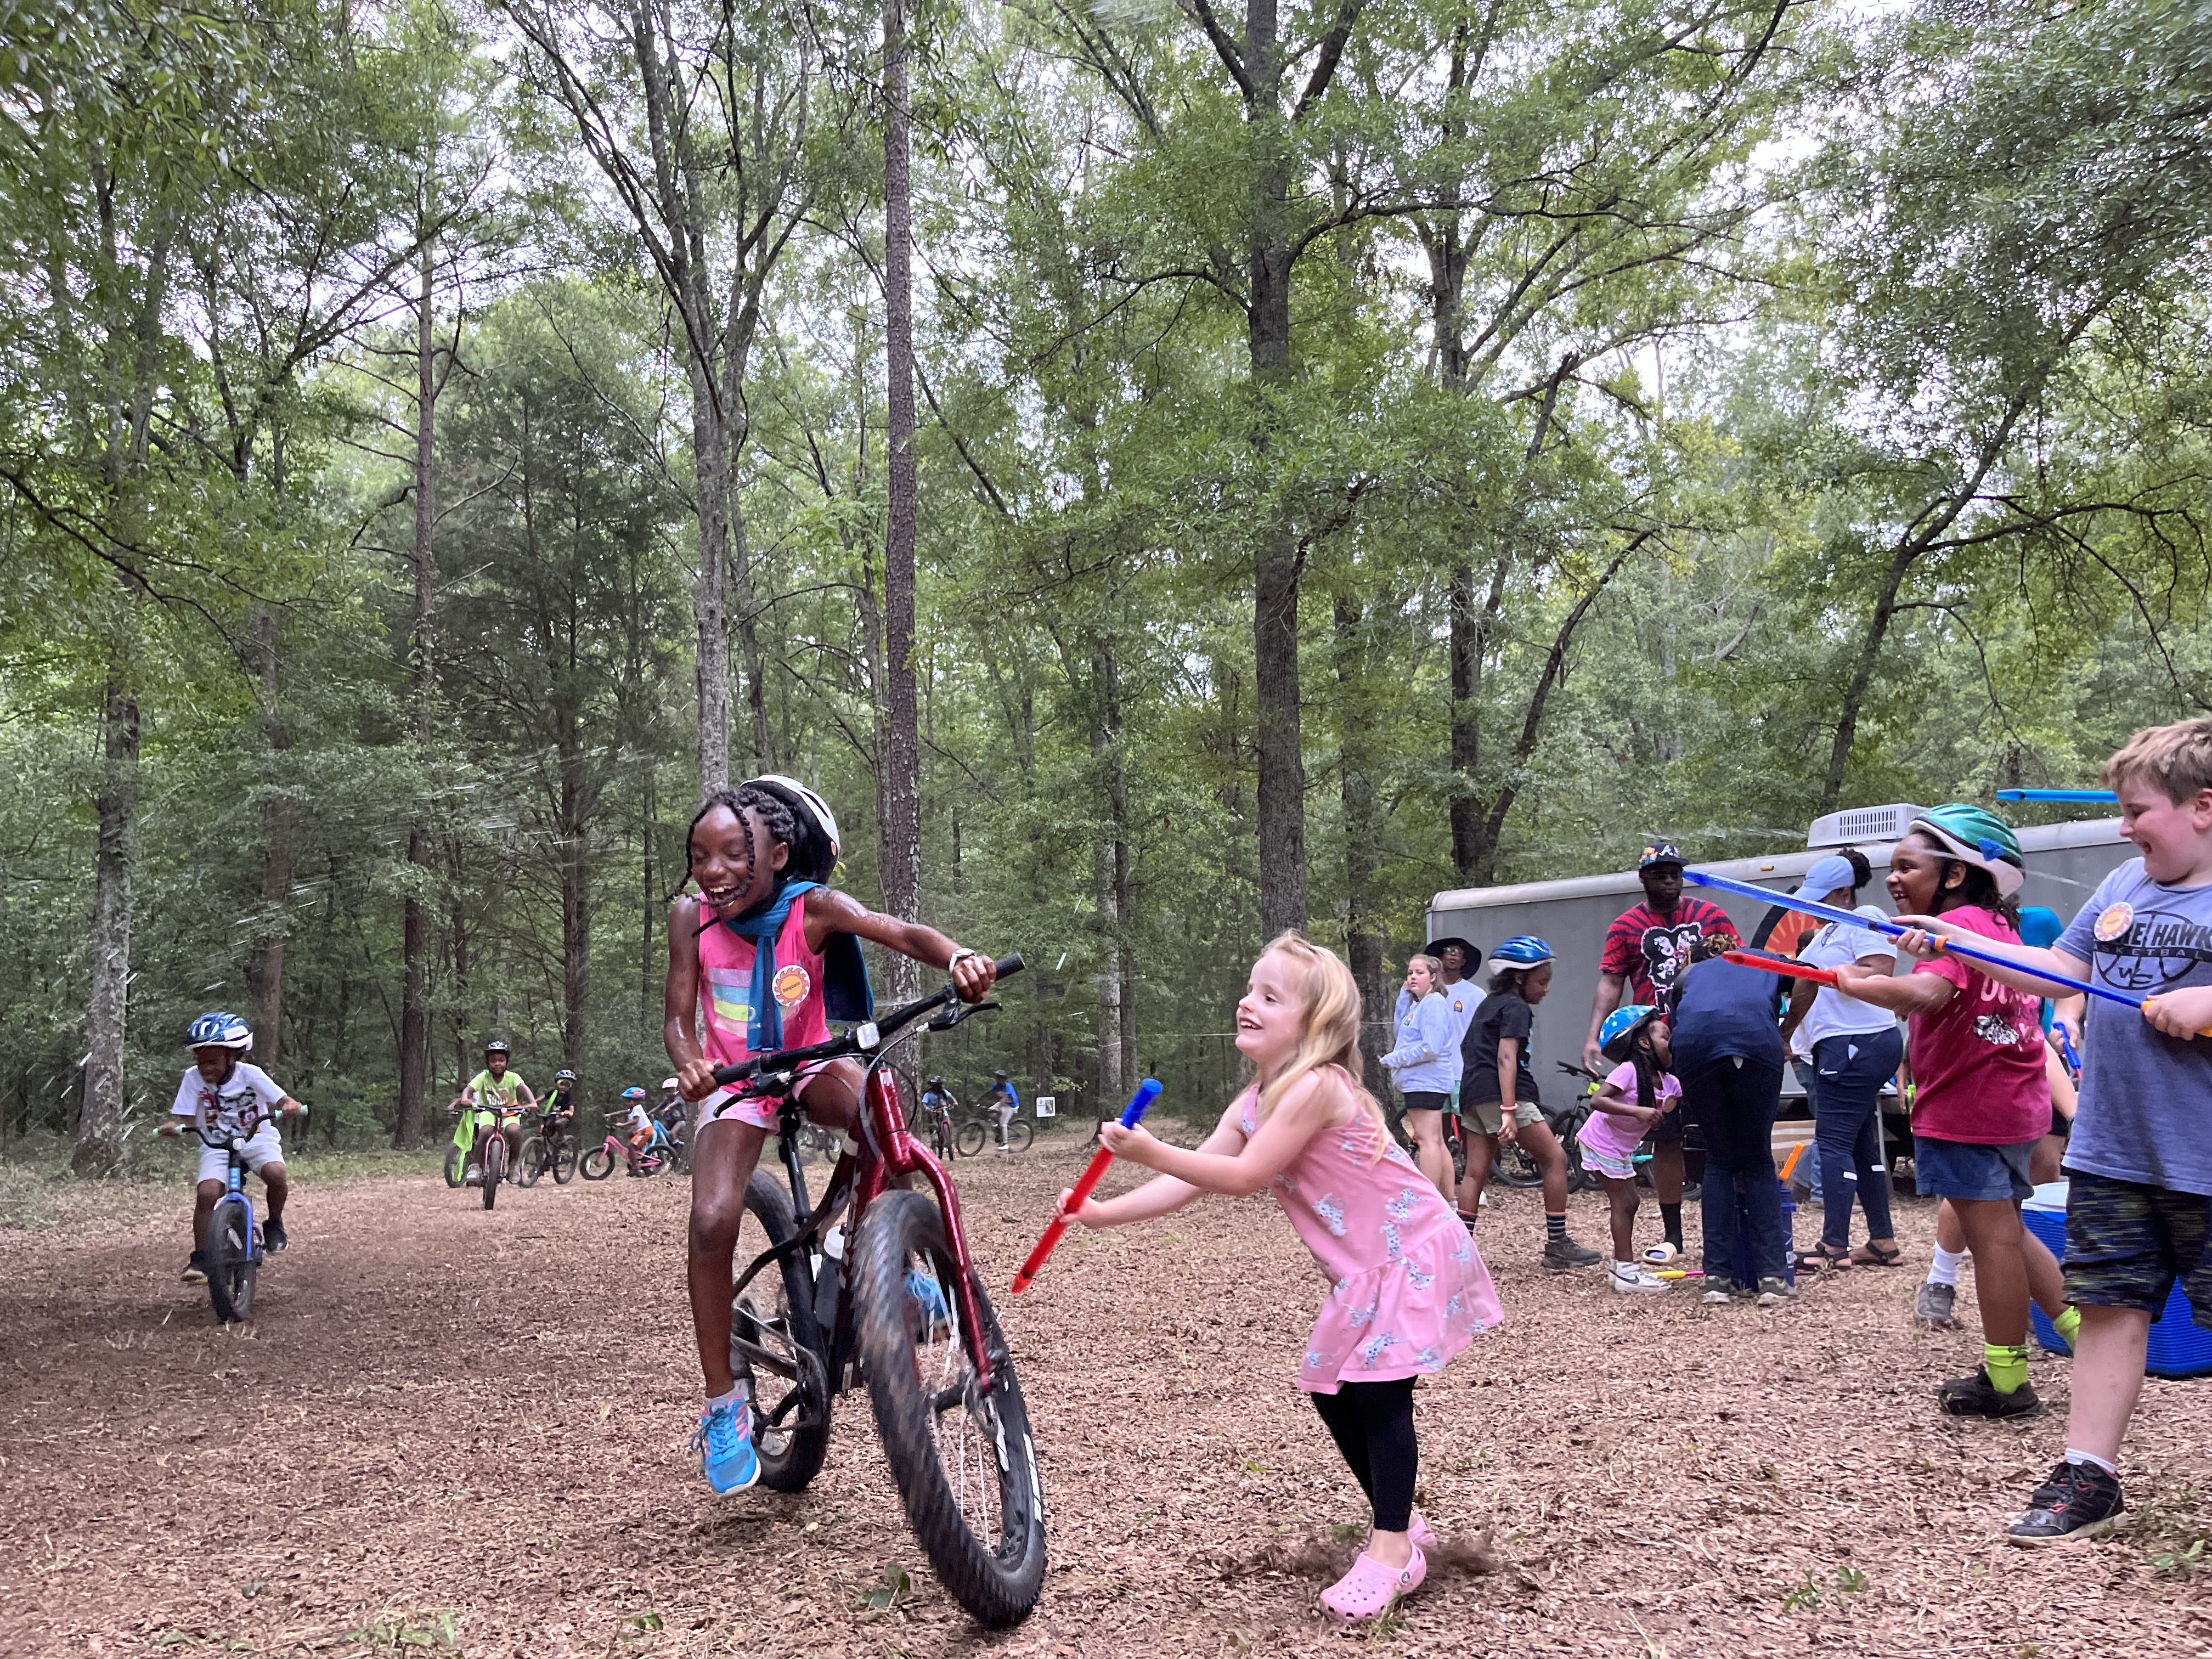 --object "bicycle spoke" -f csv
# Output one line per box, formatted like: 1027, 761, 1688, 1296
907, 1250, 1006, 1550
